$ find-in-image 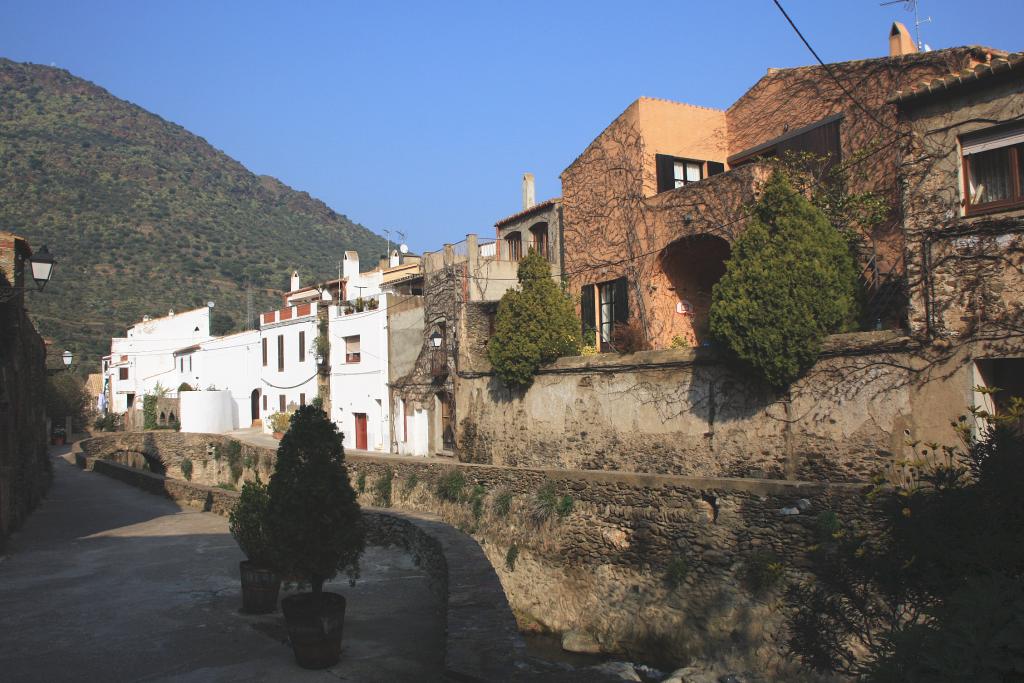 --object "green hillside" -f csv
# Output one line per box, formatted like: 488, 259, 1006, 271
0, 58, 387, 367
